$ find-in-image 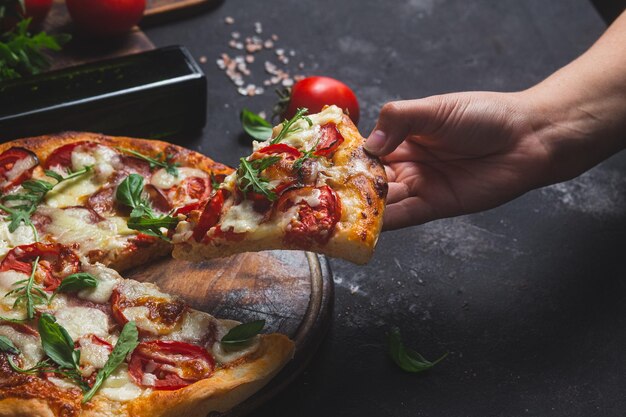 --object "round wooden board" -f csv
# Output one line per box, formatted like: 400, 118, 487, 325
126, 250, 334, 416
